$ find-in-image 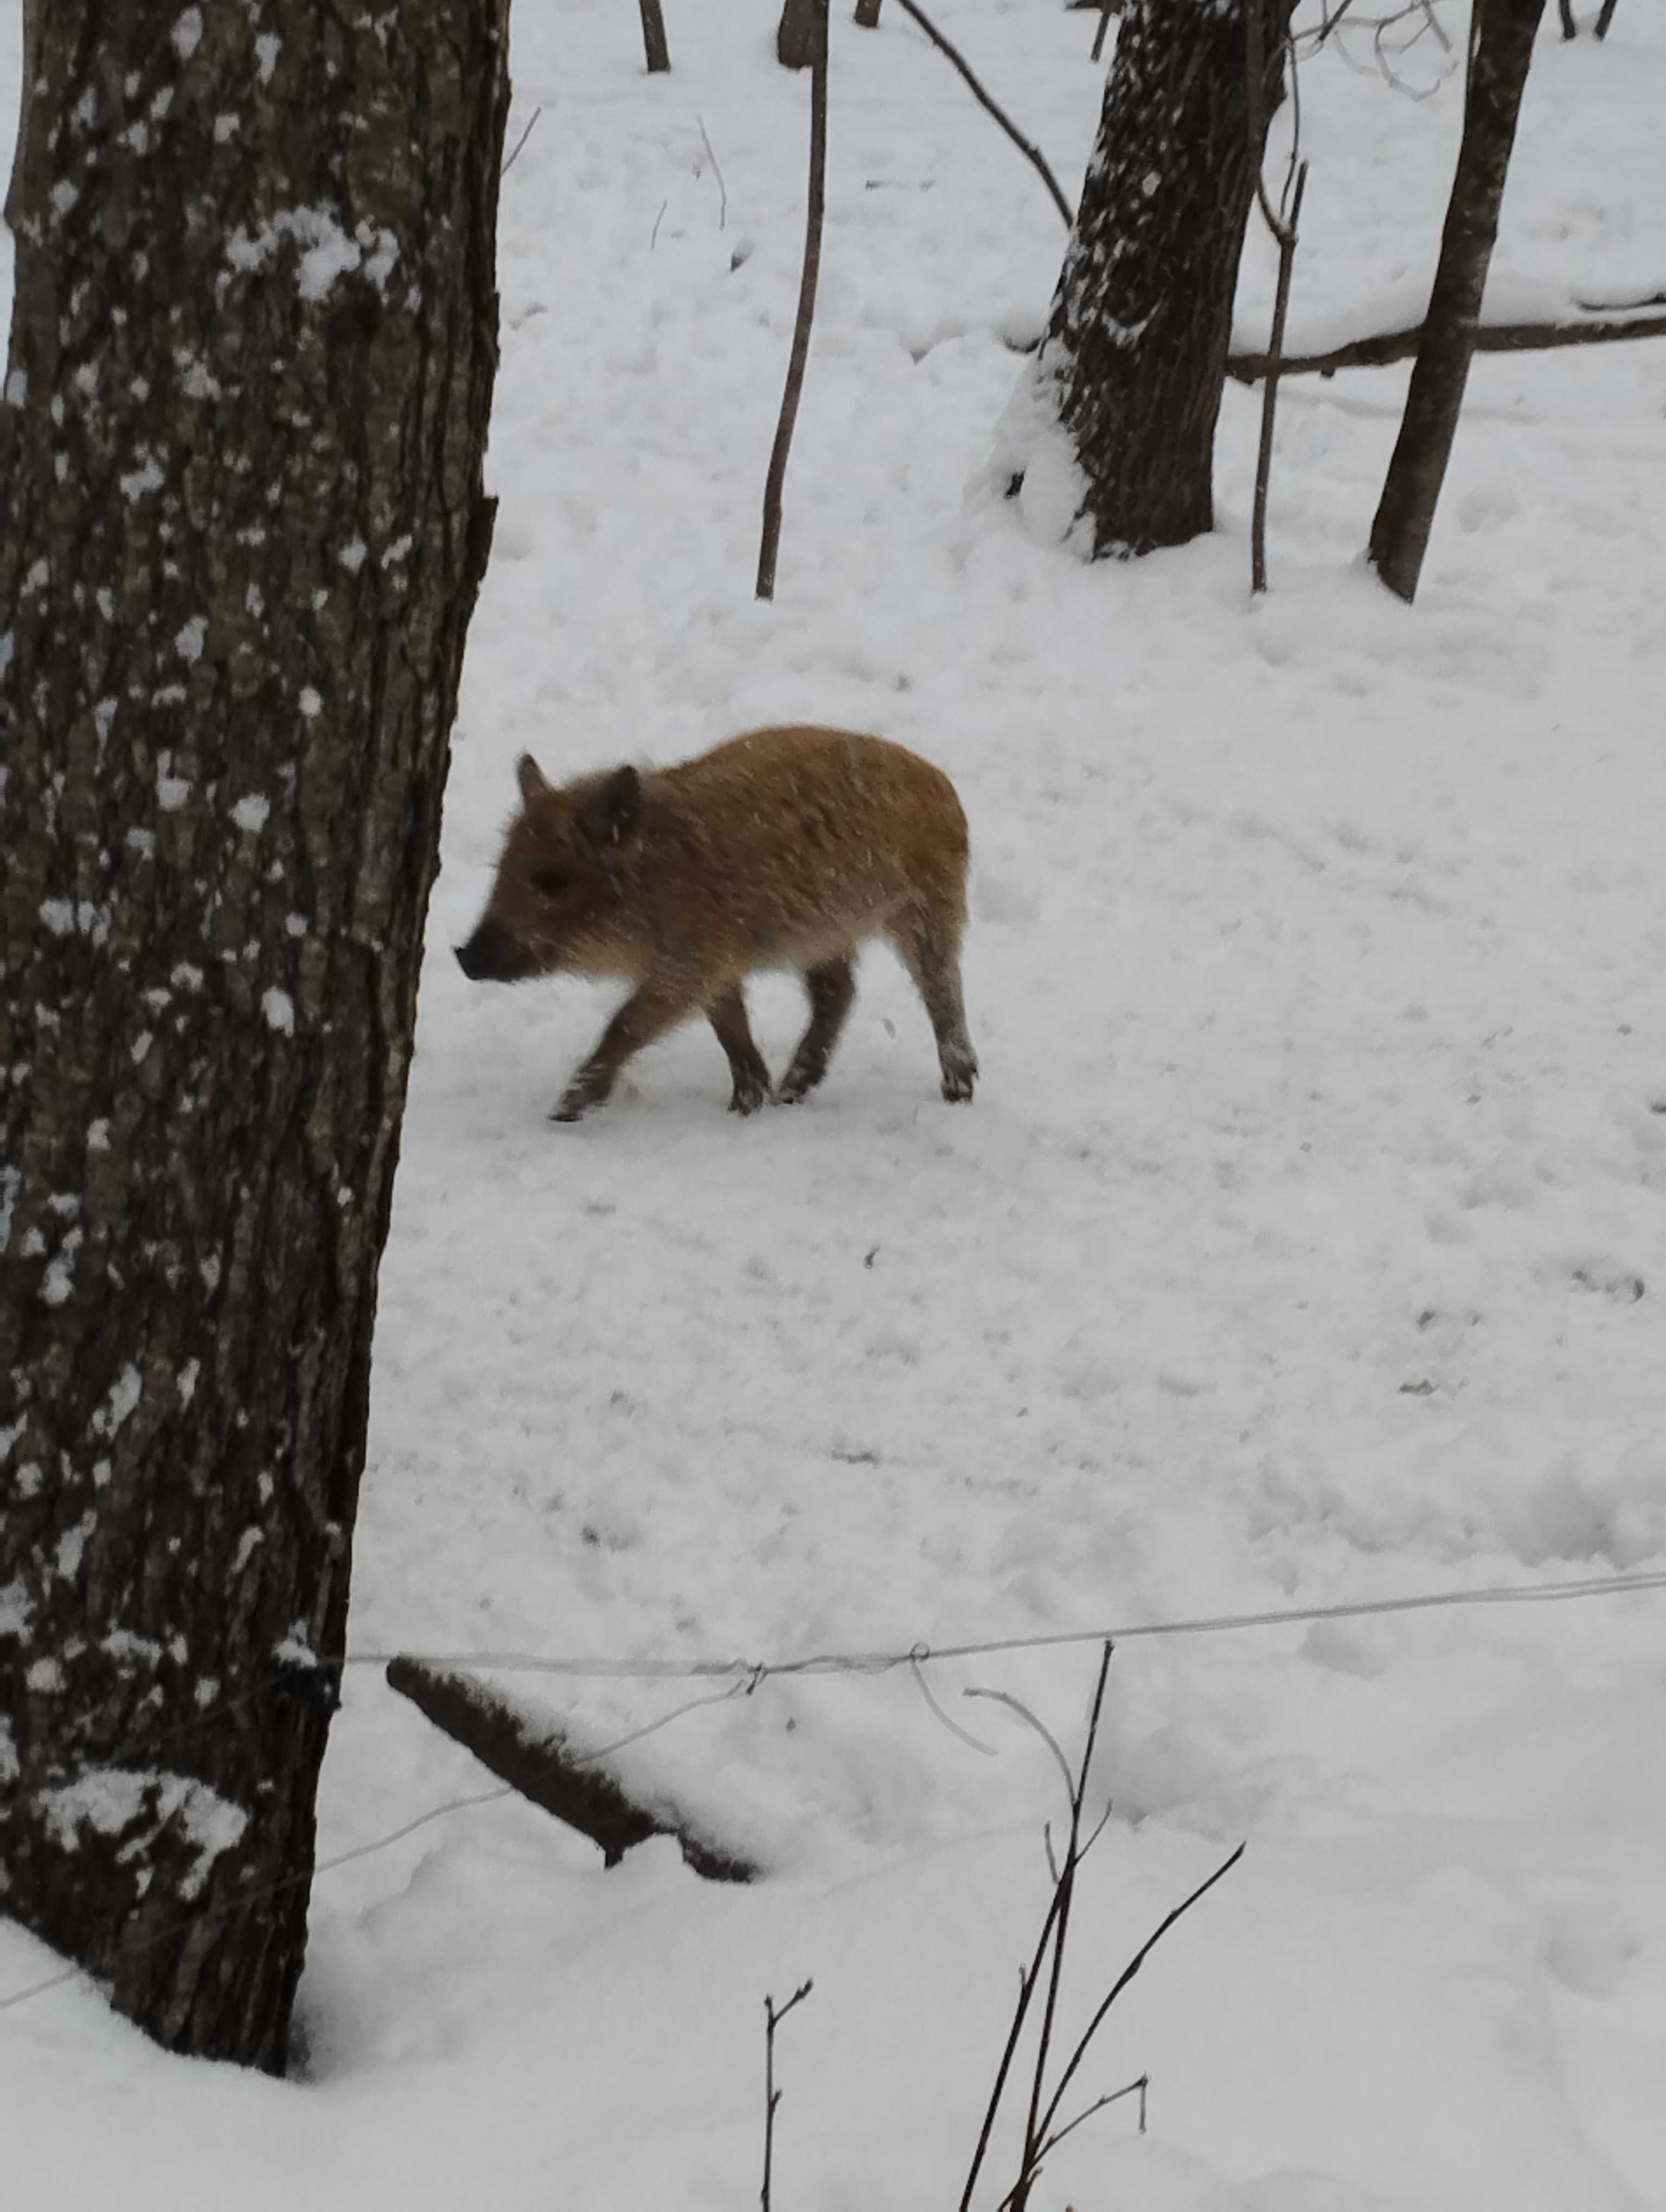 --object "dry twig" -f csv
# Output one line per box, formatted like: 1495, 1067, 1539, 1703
958, 1645, 1244, 2212
888, 0, 1074, 227
762, 1980, 815, 2212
